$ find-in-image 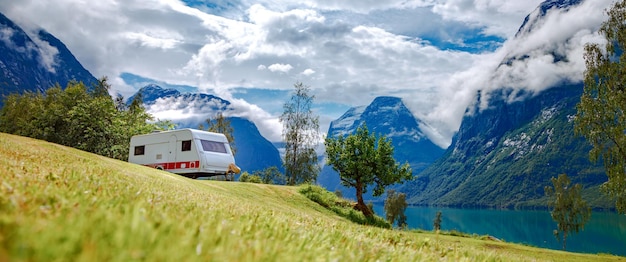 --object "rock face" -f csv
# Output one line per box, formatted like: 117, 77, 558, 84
318, 96, 445, 201
0, 12, 96, 105
401, 84, 607, 208
516, 0, 583, 38
131, 84, 283, 174
400, 0, 610, 209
